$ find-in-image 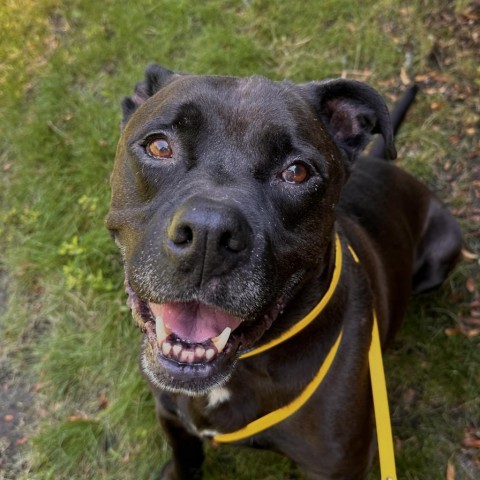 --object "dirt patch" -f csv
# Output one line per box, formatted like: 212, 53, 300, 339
0, 365, 33, 480
0, 271, 33, 480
